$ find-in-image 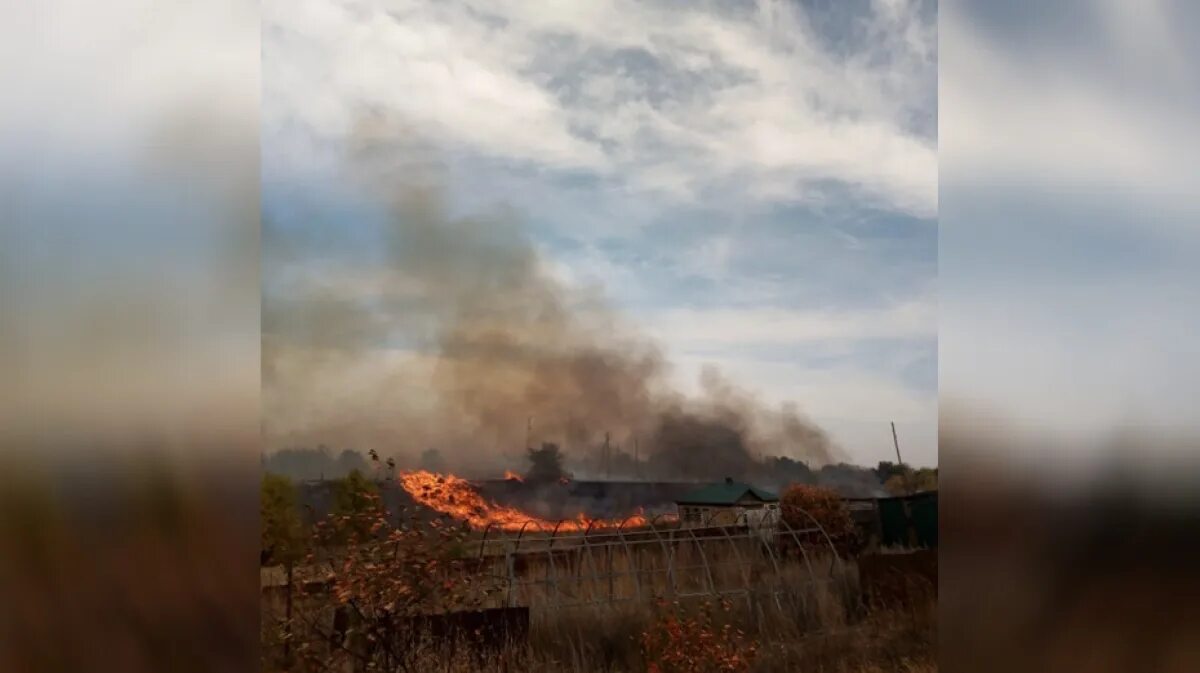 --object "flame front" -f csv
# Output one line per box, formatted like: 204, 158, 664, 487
503, 470, 524, 482
398, 470, 648, 532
